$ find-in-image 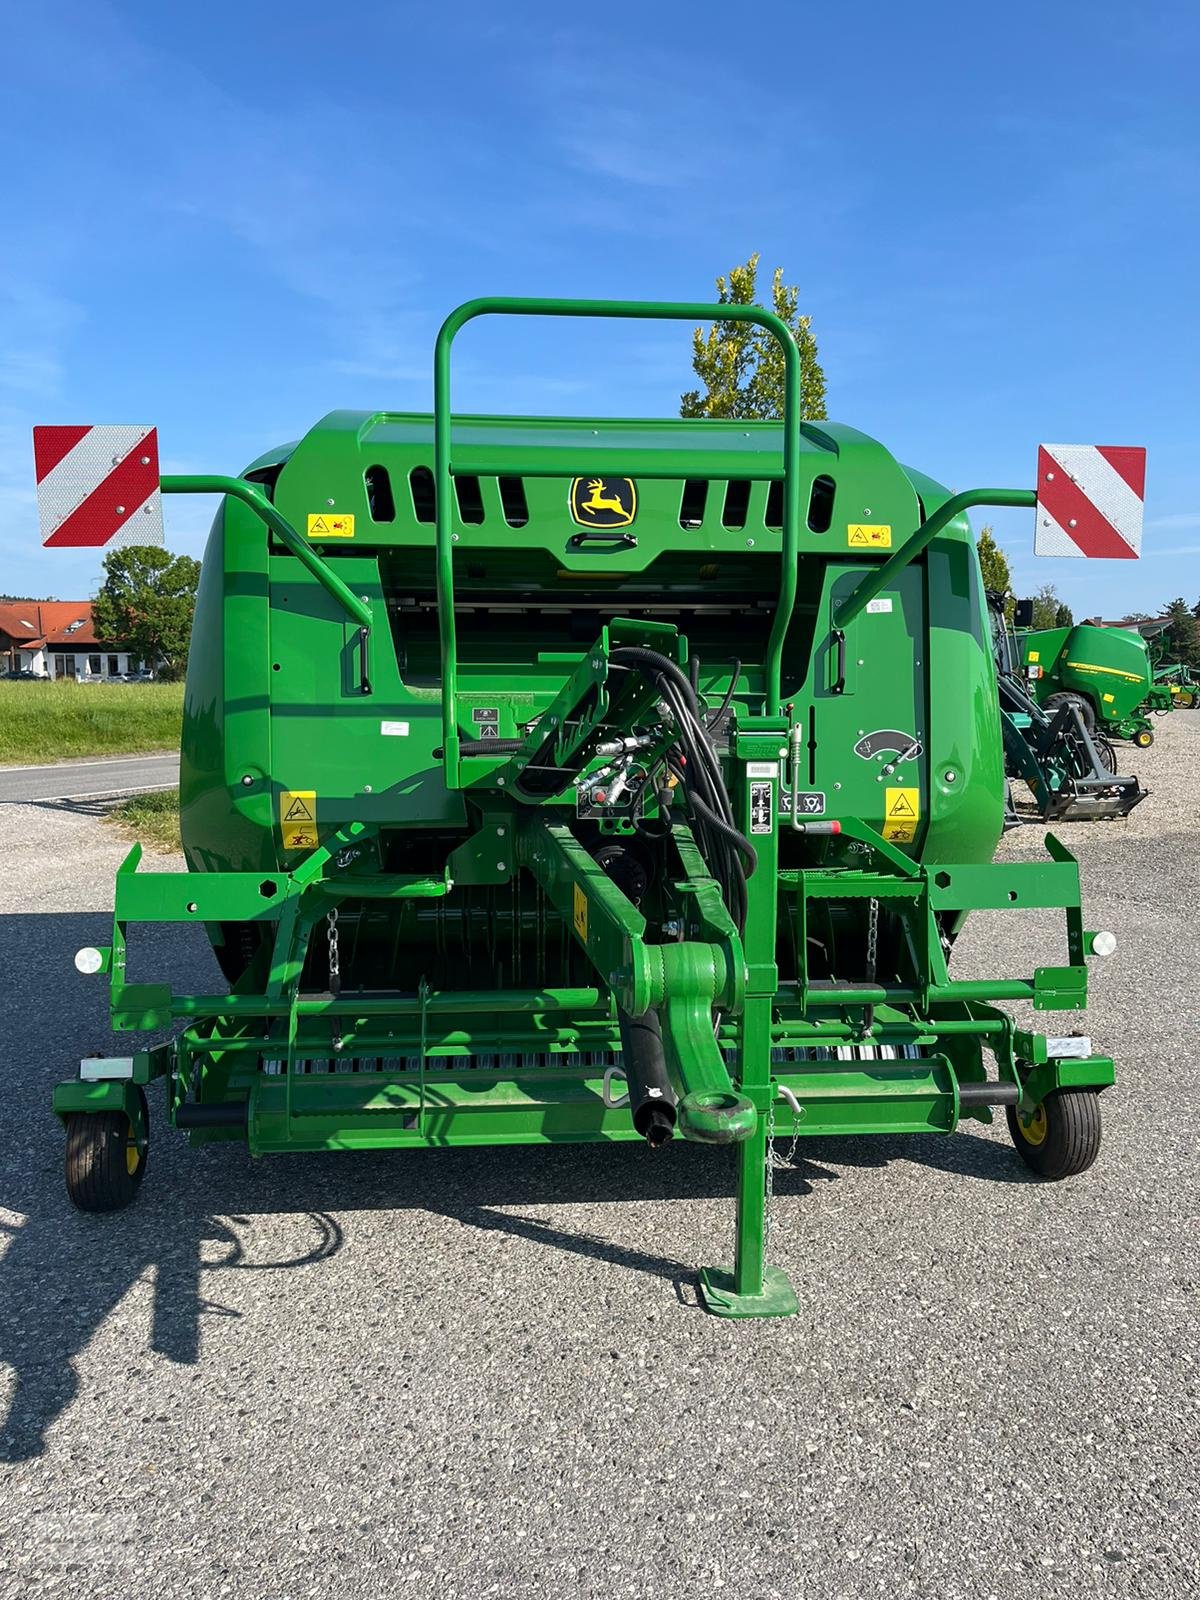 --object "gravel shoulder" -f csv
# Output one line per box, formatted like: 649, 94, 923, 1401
0, 721, 1197, 1600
